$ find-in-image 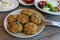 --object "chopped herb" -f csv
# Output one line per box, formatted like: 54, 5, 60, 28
20, 21, 24, 25
43, 7, 50, 11
15, 22, 20, 25
34, 14, 39, 19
